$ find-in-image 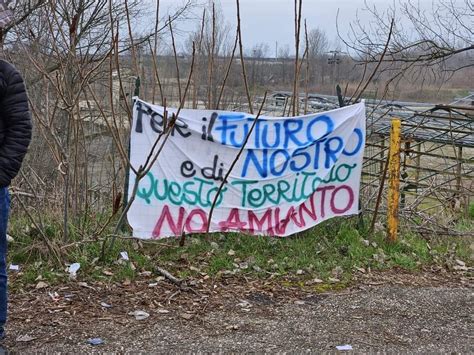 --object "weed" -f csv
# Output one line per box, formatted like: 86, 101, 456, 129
6, 214, 472, 289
